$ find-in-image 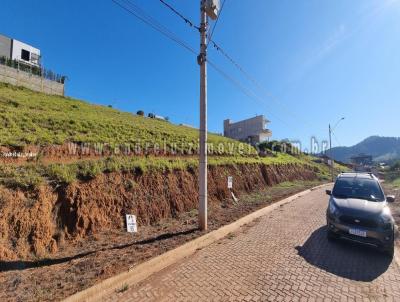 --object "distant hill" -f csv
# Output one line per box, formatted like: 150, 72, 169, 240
328, 136, 400, 164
